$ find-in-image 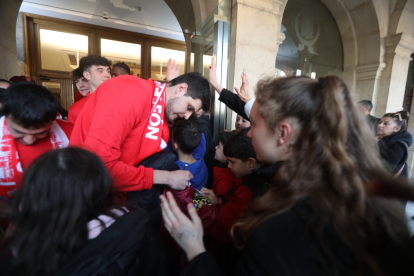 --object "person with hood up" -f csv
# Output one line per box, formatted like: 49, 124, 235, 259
377, 110, 413, 178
